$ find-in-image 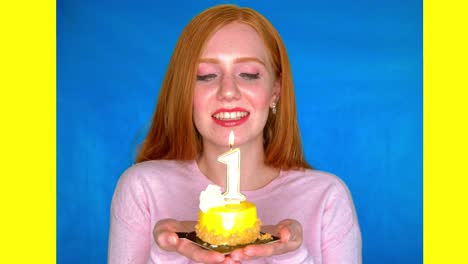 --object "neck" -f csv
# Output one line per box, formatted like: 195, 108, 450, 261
197, 140, 279, 191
